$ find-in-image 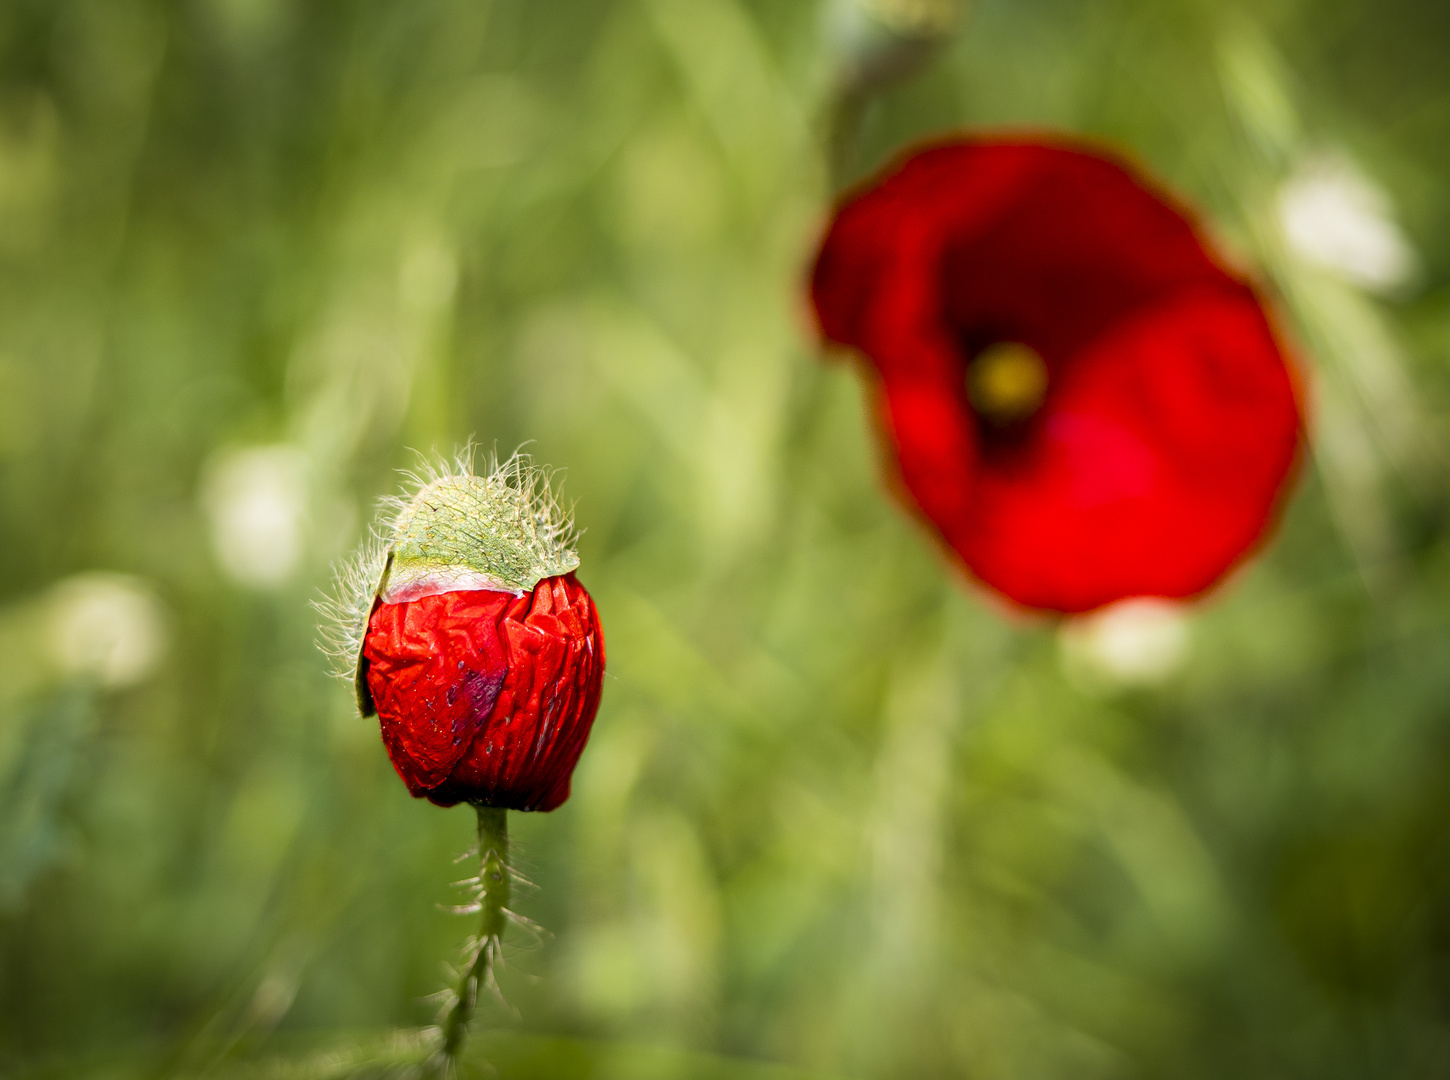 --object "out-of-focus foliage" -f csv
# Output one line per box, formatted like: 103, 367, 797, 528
1, 0, 1449, 1077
